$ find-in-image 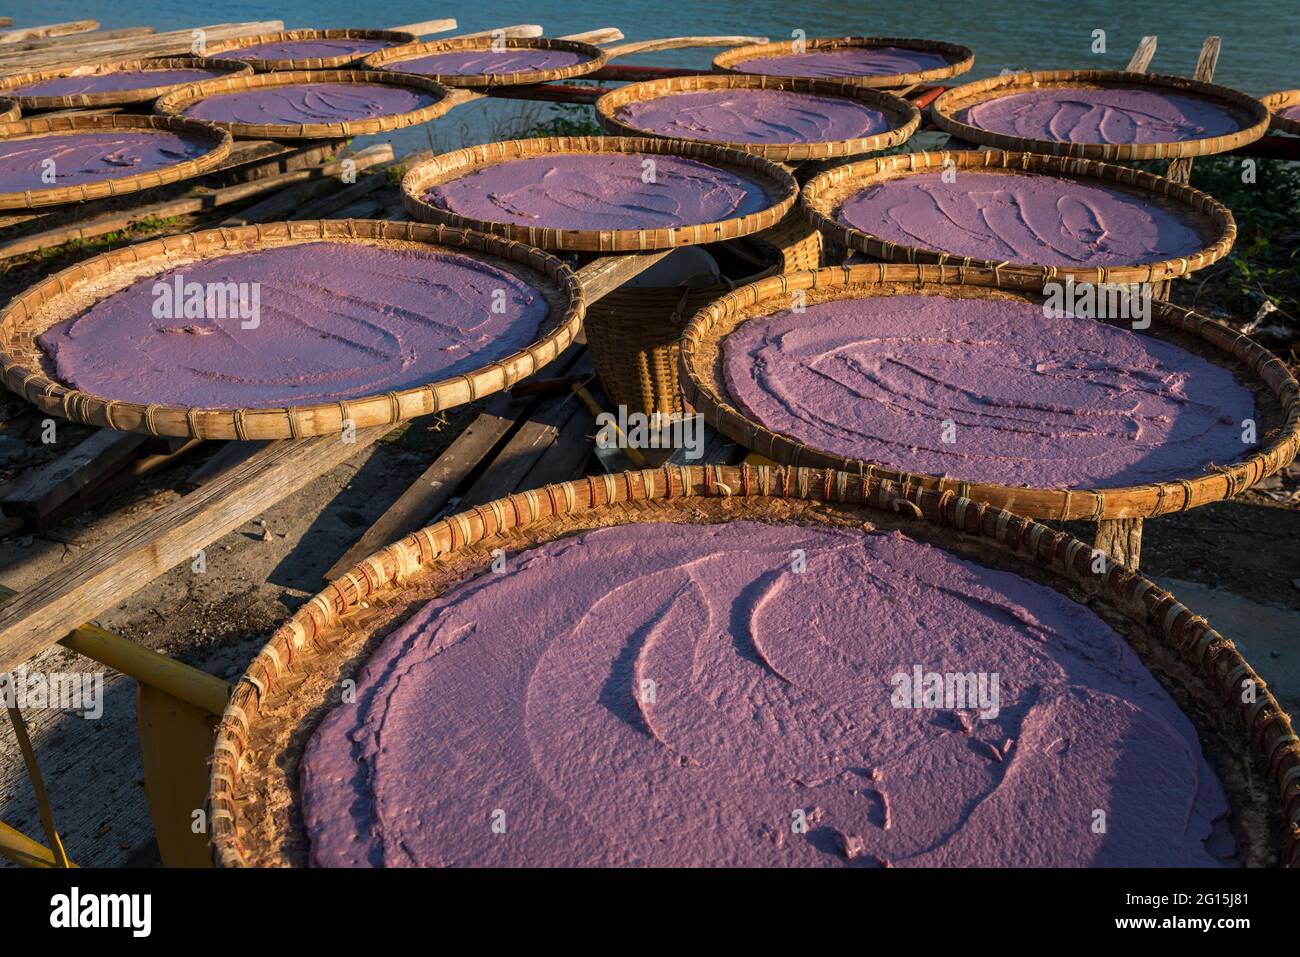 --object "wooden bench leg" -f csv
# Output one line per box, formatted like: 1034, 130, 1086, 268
1094, 517, 1143, 570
